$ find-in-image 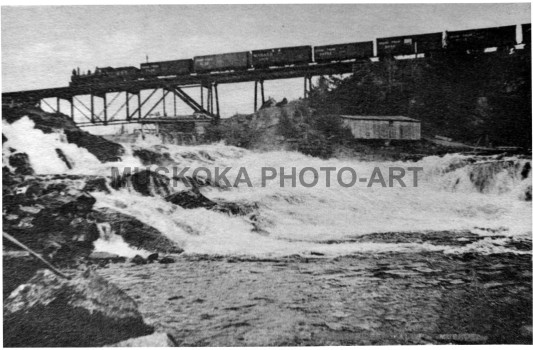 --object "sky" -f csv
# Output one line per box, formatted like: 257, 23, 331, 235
2, 4, 531, 124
